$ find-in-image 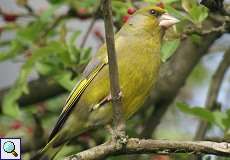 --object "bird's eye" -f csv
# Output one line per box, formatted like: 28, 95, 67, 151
149, 9, 156, 15
149, 9, 161, 17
